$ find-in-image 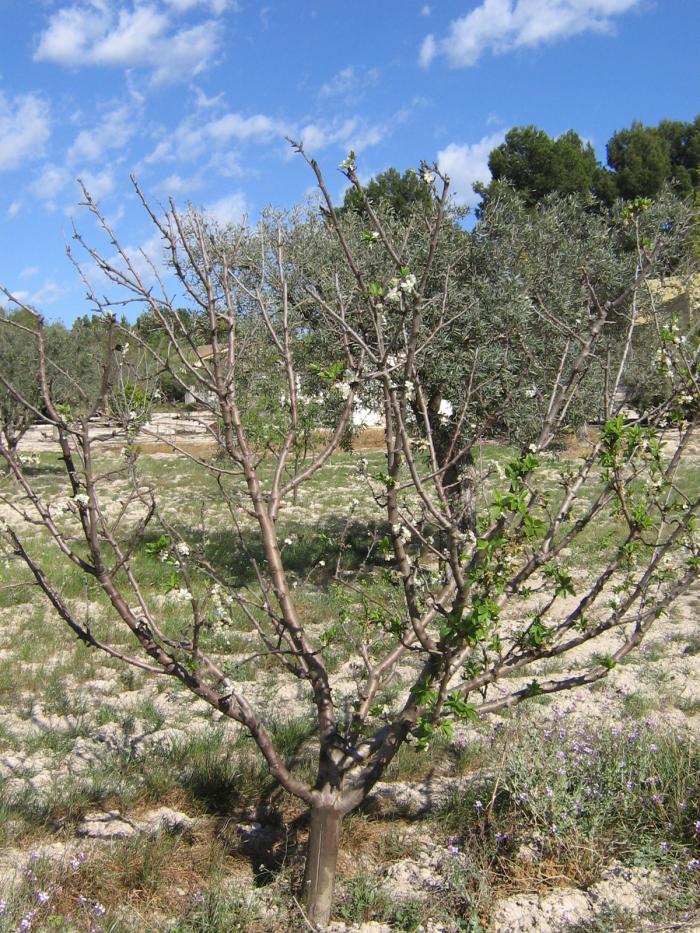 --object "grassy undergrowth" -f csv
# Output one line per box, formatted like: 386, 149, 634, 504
0, 716, 696, 930
1, 441, 699, 929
